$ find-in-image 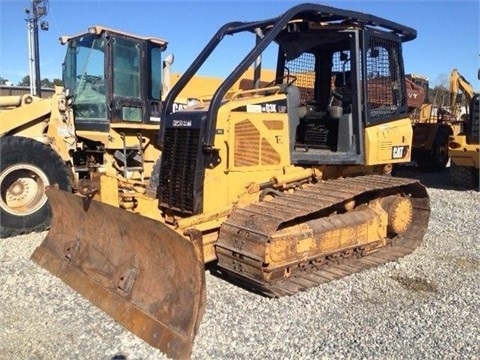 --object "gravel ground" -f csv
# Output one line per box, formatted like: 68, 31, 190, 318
1, 167, 479, 360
